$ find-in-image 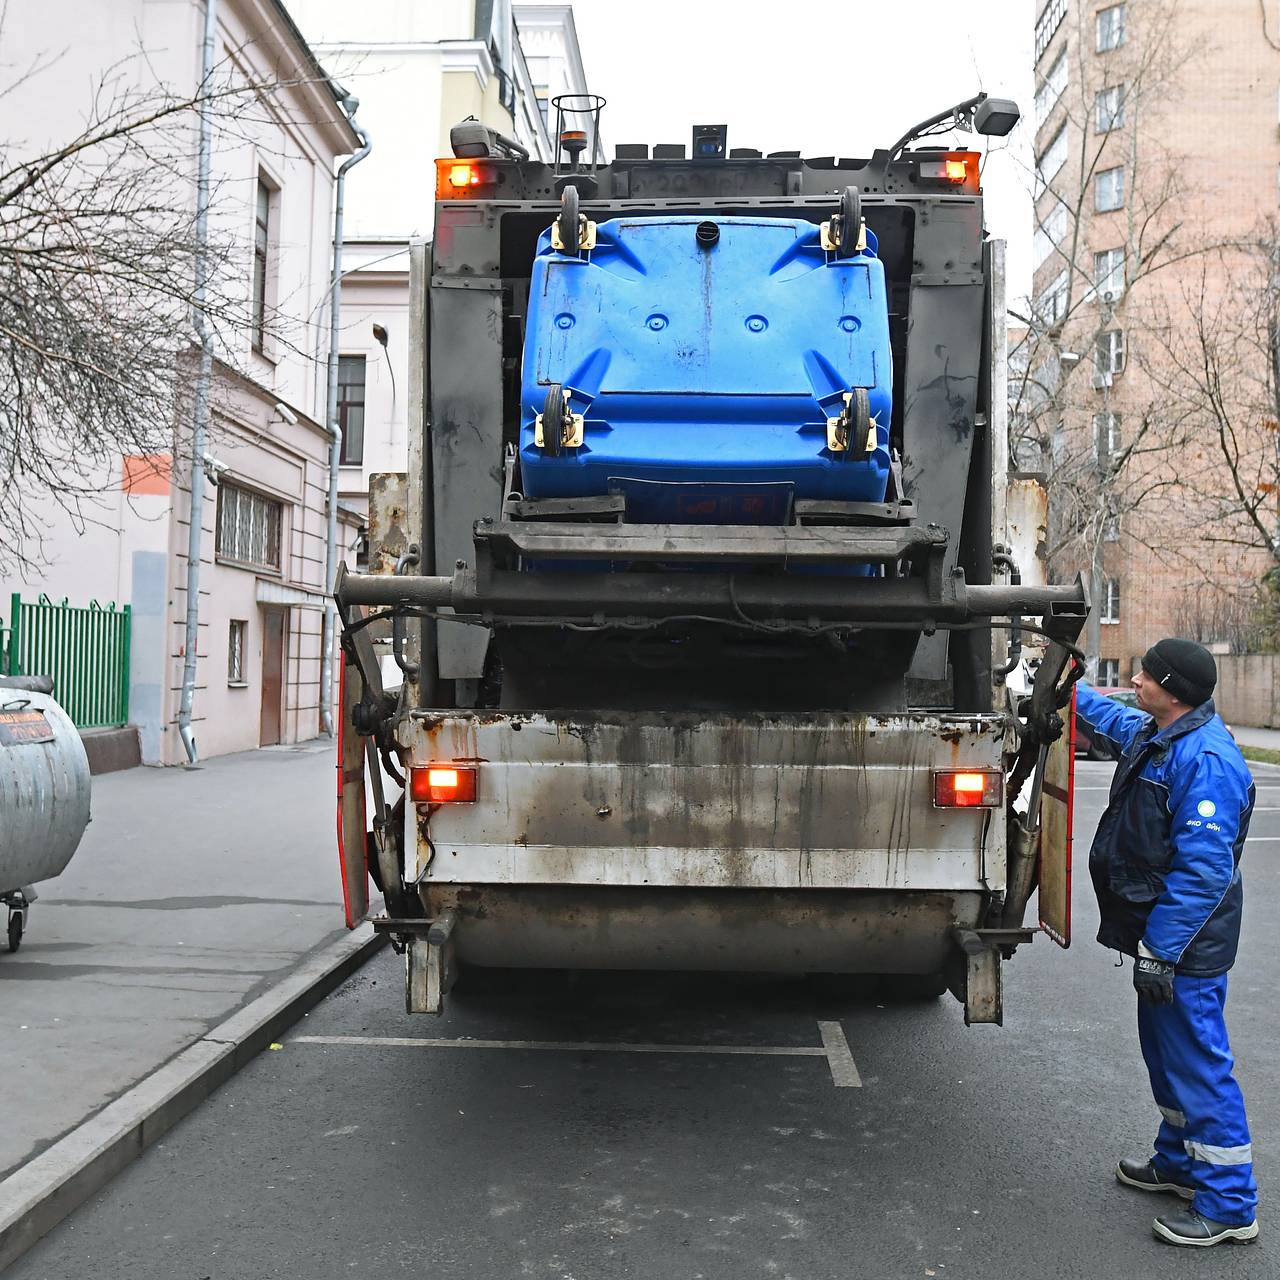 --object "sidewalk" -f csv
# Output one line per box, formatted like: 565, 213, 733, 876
1230, 724, 1280, 751
0, 740, 354, 1177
